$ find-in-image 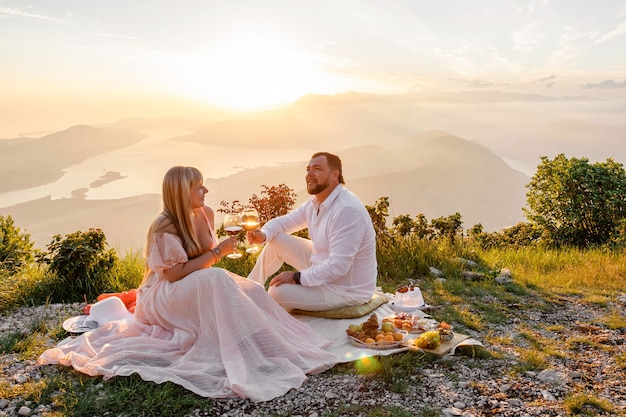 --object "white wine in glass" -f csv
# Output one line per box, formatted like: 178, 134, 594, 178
241, 206, 261, 253
223, 213, 243, 259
